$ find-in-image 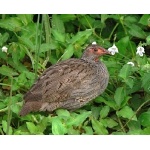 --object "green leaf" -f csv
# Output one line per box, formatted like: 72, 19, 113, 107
0, 65, 18, 77
11, 104, 20, 114
52, 116, 67, 135
52, 14, 65, 33
0, 17, 23, 32
61, 44, 74, 60
128, 120, 141, 131
91, 118, 108, 135
100, 106, 110, 119
116, 36, 129, 55
139, 14, 150, 26
124, 78, 134, 88
128, 24, 146, 39
117, 106, 137, 121
114, 87, 126, 107
26, 122, 37, 134
0, 32, 9, 46
69, 29, 93, 44
94, 96, 116, 110
17, 14, 33, 25
141, 127, 150, 135
139, 111, 150, 127
67, 111, 91, 127
2, 120, 13, 134
40, 43, 58, 53
146, 35, 150, 45
119, 64, 132, 80
141, 72, 150, 94
18, 36, 35, 50
101, 118, 118, 128
60, 14, 76, 22
82, 126, 93, 135
51, 29, 65, 43
56, 109, 70, 120
91, 106, 101, 119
